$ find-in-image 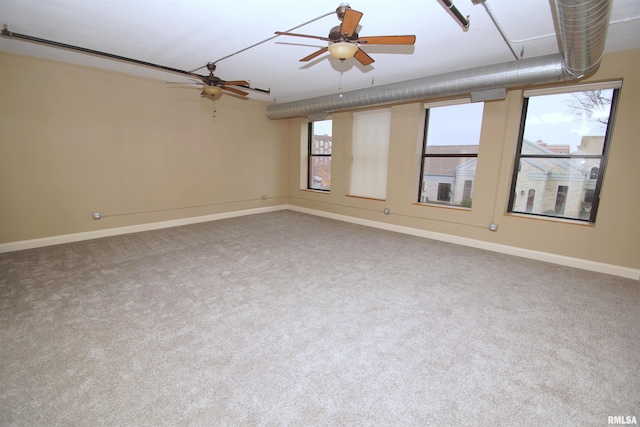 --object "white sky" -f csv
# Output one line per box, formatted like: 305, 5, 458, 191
524, 91, 611, 150
427, 102, 483, 146
312, 119, 332, 136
